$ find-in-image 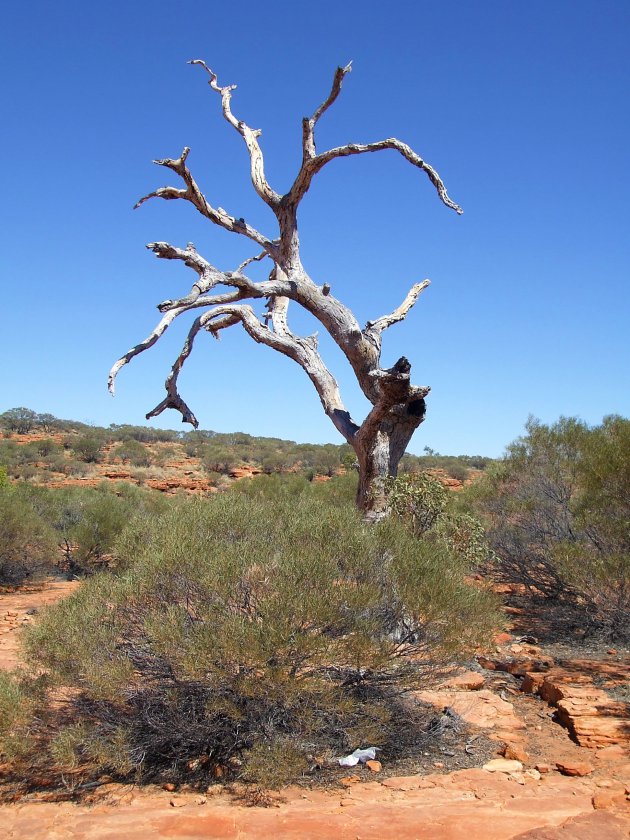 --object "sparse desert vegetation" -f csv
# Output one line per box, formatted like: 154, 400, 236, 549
0, 410, 628, 806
